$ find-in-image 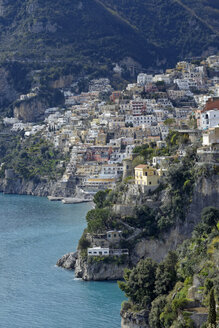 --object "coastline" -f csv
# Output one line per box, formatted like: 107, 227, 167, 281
0, 194, 124, 328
